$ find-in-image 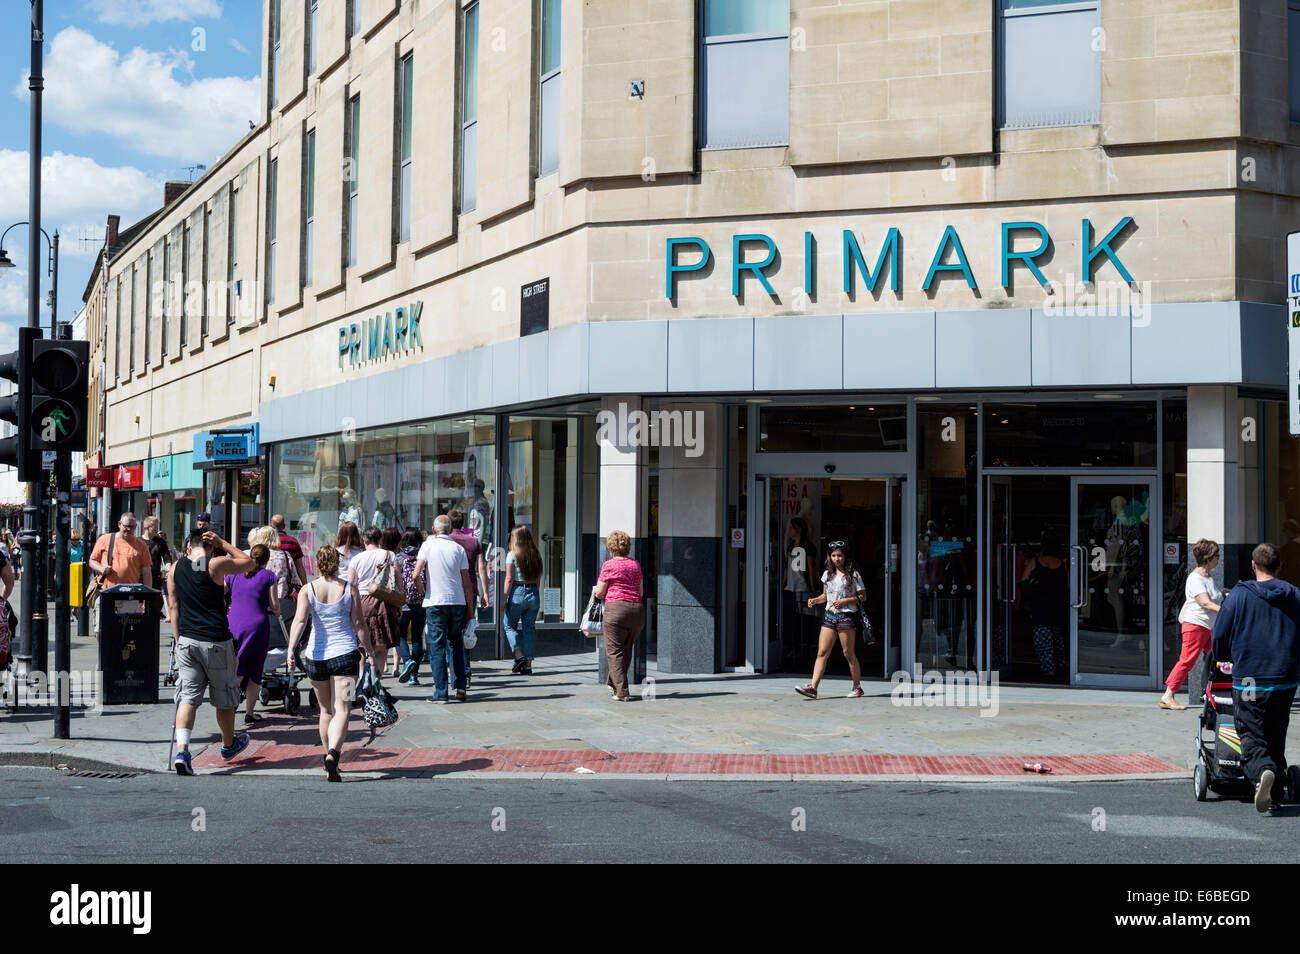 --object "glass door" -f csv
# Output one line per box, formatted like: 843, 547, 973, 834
985, 476, 1013, 678
762, 476, 899, 676
1070, 477, 1157, 687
